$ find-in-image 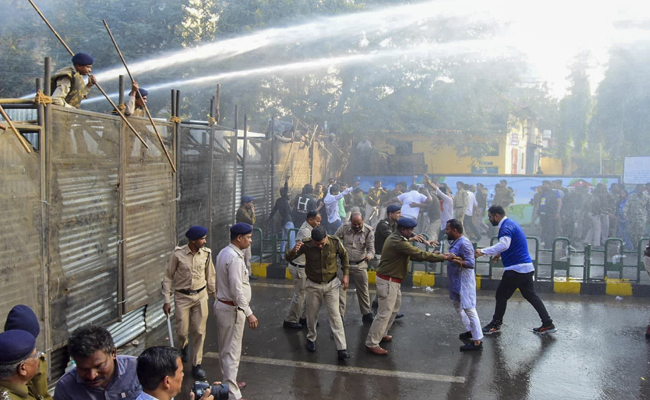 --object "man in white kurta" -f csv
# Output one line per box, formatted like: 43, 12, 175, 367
445, 219, 483, 351
214, 223, 259, 400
